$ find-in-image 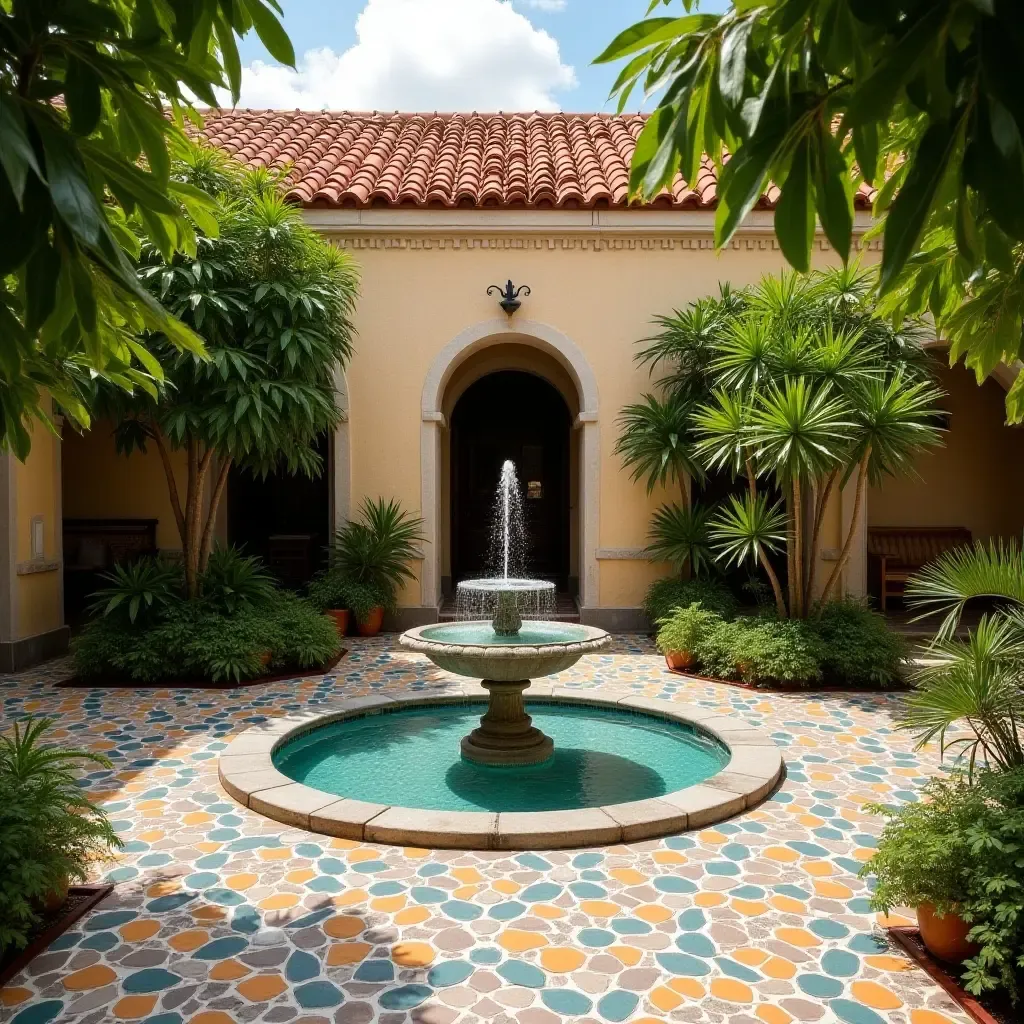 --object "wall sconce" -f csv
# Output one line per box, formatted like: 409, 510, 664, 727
487, 280, 531, 316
